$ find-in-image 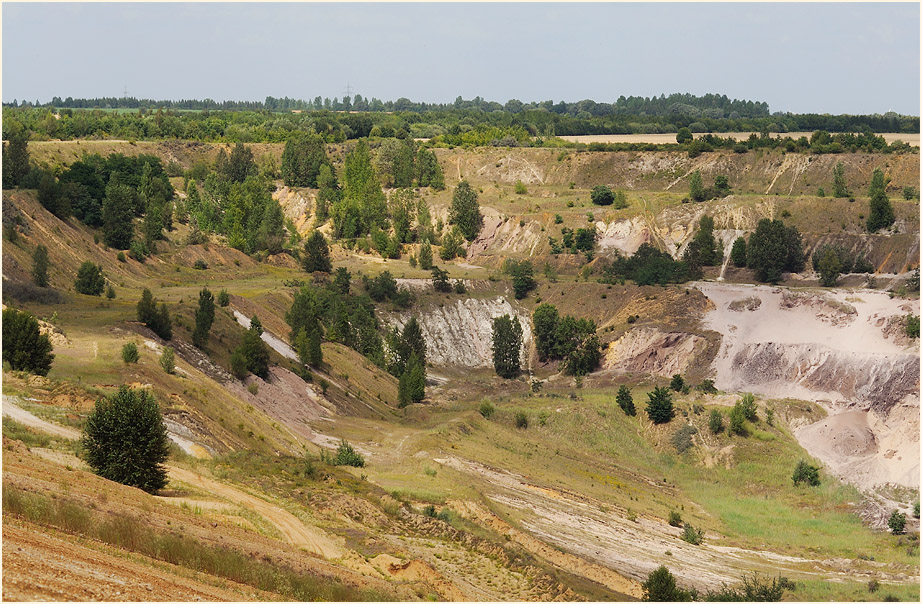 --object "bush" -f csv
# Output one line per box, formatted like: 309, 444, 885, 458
479, 401, 495, 419
136, 289, 172, 341
792, 459, 820, 486
105, 284, 116, 299
2, 307, 54, 375
121, 342, 139, 364
905, 314, 919, 339
159, 346, 175, 374
129, 240, 148, 262
591, 185, 615, 206
672, 424, 698, 455
708, 409, 724, 434
332, 440, 365, 467
670, 374, 685, 392
888, 510, 906, 535
514, 180, 527, 194
32, 244, 49, 288
514, 411, 528, 429
192, 259, 208, 270
668, 510, 682, 527
82, 386, 171, 493
641, 566, 696, 602
217, 289, 230, 307
729, 403, 747, 435
696, 379, 717, 394
231, 326, 269, 379
738, 393, 758, 421
681, 524, 704, 545
74, 261, 105, 295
